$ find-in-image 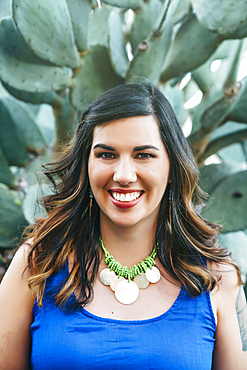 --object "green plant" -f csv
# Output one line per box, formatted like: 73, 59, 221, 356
0, 0, 247, 275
